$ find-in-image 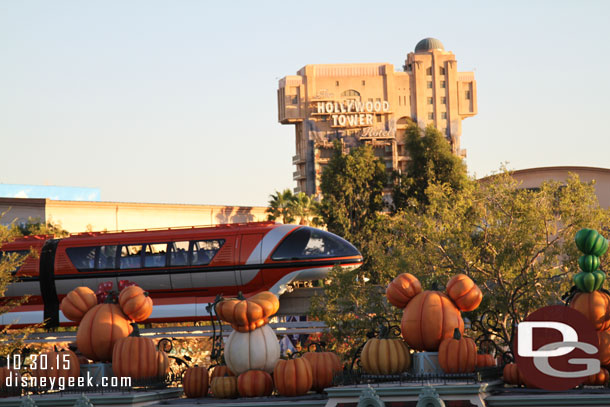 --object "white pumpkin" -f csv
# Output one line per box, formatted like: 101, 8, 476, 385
224, 324, 280, 375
